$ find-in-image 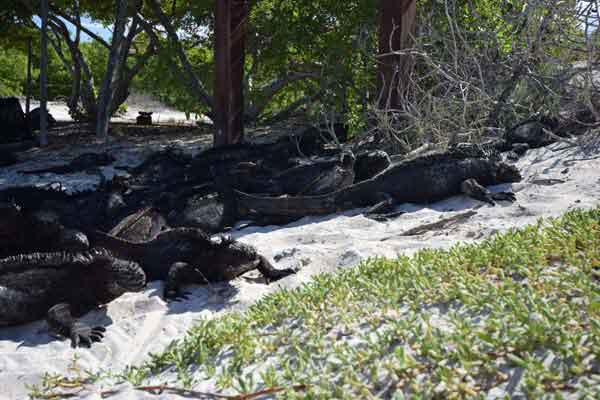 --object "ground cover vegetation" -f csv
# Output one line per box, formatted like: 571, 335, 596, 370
29, 207, 600, 398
